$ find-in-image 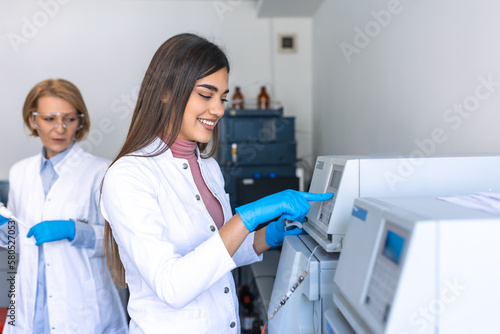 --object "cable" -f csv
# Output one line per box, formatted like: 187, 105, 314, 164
295, 157, 315, 190
261, 245, 321, 333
